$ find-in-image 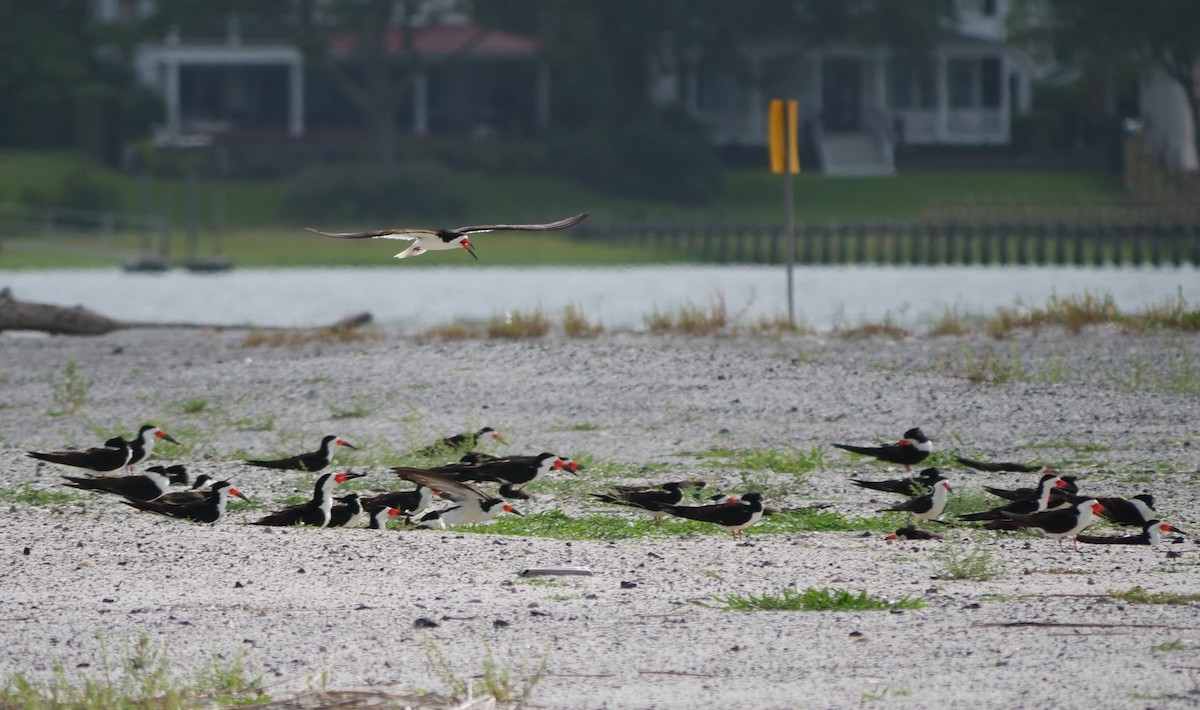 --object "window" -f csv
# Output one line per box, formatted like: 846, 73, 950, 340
888, 67, 914, 109
980, 57, 1001, 108
888, 63, 939, 109
982, 0, 997, 16
948, 59, 975, 108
